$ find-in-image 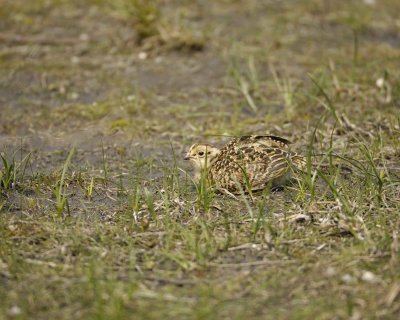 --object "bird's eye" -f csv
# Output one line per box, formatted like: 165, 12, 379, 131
198, 151, 204, 156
